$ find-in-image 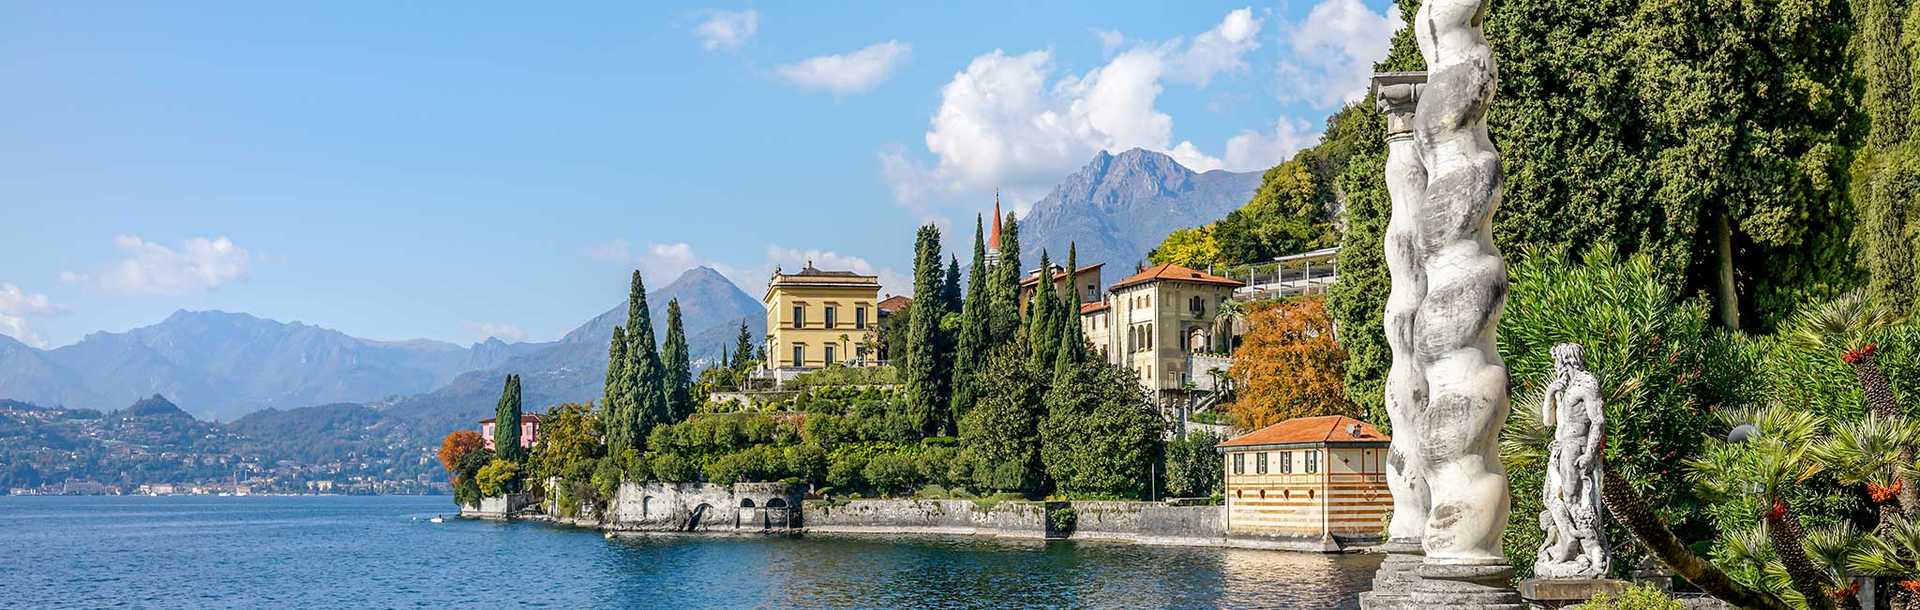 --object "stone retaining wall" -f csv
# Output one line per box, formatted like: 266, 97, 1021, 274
606, 481, 803, 532
803, 498, 1244, 547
